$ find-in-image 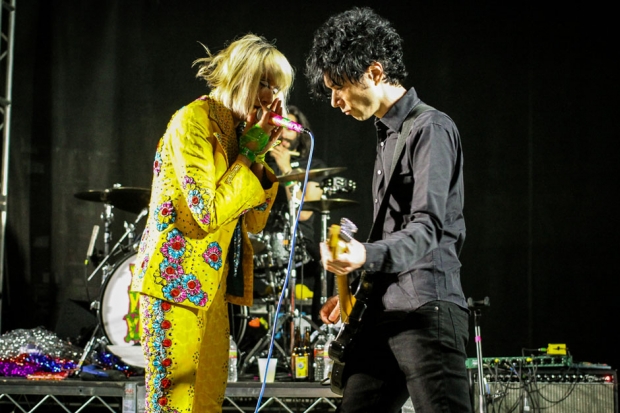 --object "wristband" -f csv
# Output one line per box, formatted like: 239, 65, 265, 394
239, 146, 256, 163
255, 153, 266, 164
239, 124, 270, 152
